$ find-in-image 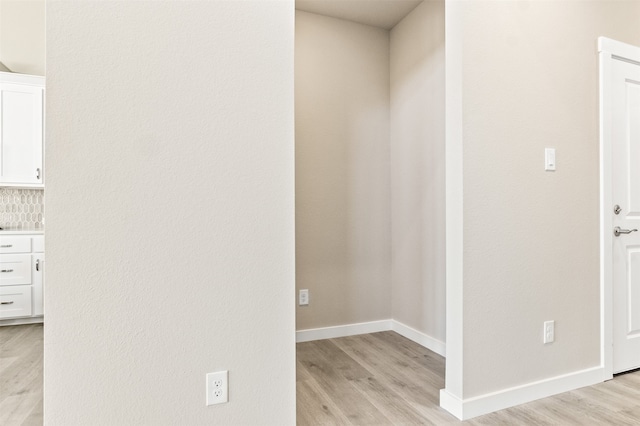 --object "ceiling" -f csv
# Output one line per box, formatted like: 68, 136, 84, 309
295, 0, 423, 30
